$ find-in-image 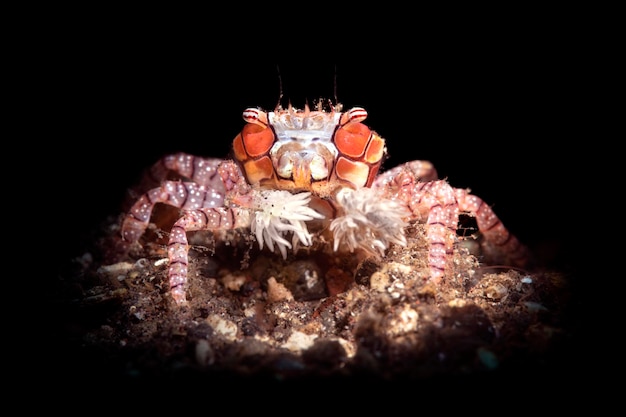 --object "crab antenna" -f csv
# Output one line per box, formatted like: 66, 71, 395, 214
275, 65, 283, 111
333, 64, 338, 106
